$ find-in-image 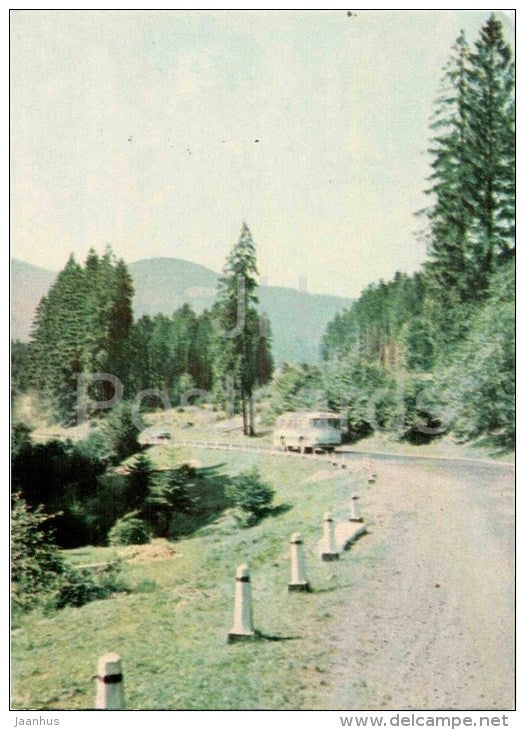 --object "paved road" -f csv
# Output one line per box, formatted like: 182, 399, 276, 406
312, 456, 515, 710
